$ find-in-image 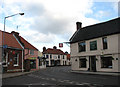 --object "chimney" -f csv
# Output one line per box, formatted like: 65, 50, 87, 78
76, 22, 82, 30
43, 47, 46, 52
53, 46, 57, 49
11, 31, 19, 36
